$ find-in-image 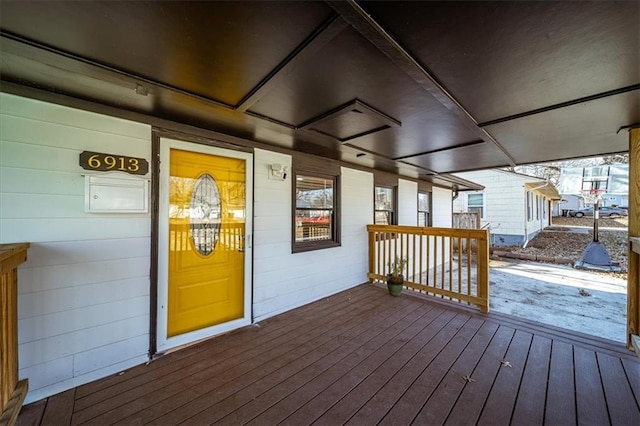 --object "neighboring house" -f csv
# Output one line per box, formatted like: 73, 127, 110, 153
555, 165, 629, 214
0, 93, 481, 403
452, 169, 561, 247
